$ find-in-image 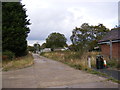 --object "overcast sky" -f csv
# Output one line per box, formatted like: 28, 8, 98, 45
21, 0, 119, 46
